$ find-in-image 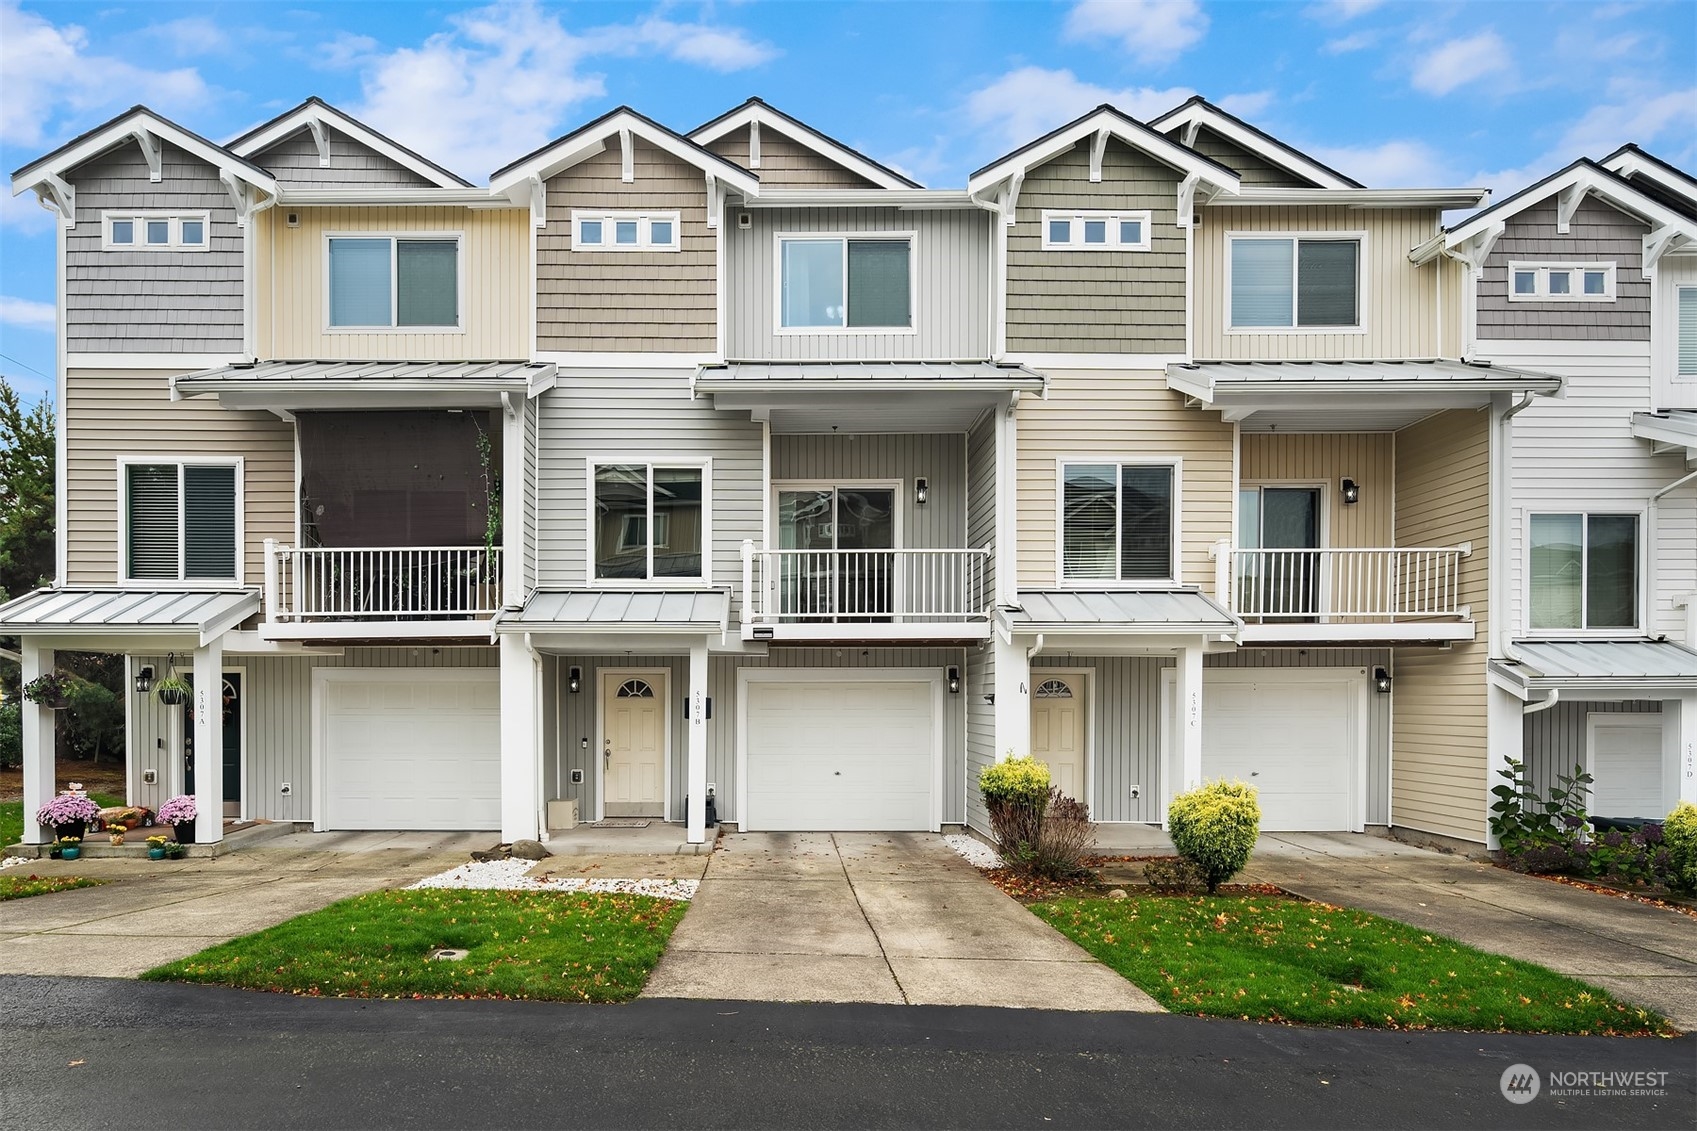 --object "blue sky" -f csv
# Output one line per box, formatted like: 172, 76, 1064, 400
2, 0, 1694, 402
